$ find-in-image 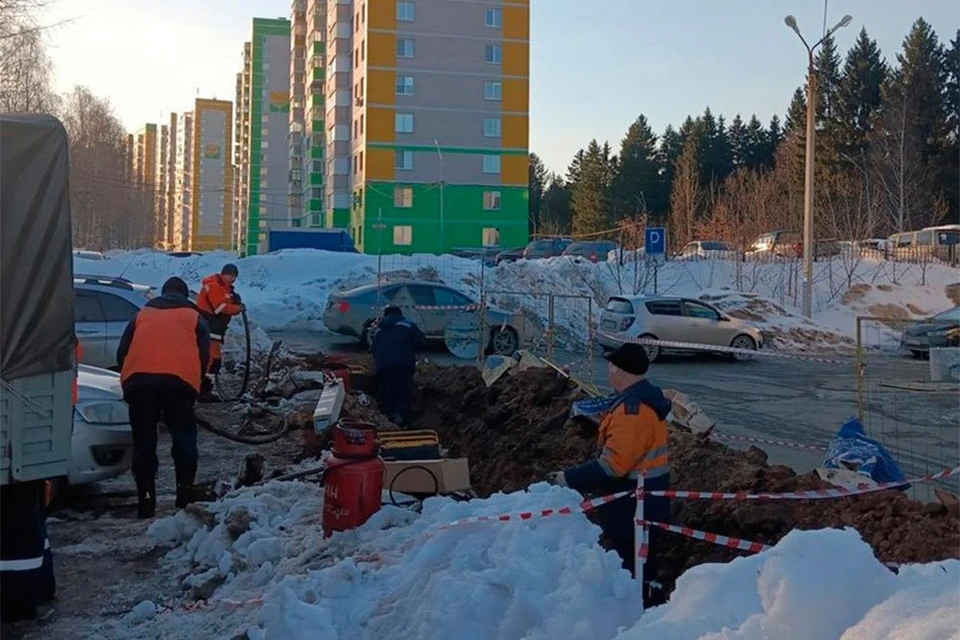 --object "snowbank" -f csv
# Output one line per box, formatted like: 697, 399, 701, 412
113, 482, 958, 640
74, 250, 959, 350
